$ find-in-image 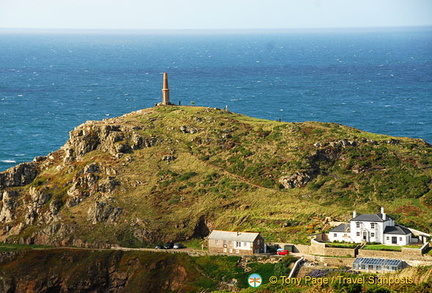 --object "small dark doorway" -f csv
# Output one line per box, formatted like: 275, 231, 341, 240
392, 237, 397, 244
